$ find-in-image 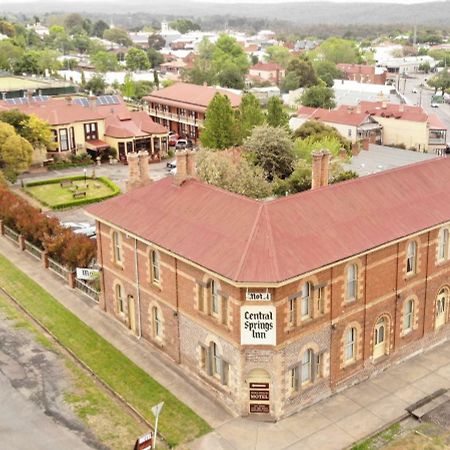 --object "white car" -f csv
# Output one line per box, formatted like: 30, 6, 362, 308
412, 88, 418, 94
431, 102, 439, 108
61, 222, 96, 237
